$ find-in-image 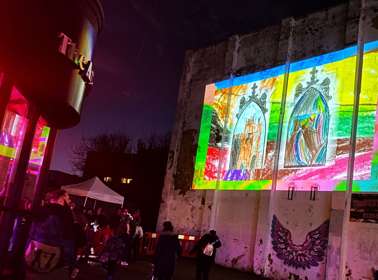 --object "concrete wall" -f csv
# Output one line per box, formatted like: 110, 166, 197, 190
347, 222, 378, 279
158, 0, 378, 279
265, 191, 332, 280
212, 191, 260, 271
